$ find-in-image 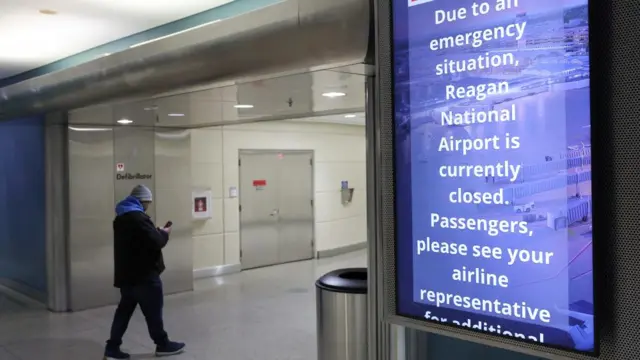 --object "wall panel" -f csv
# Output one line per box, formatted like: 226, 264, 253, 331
67, 105, 193, 310
67, 116, 117, 310
154, 129, 194, 295
0, 116, 47, 301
